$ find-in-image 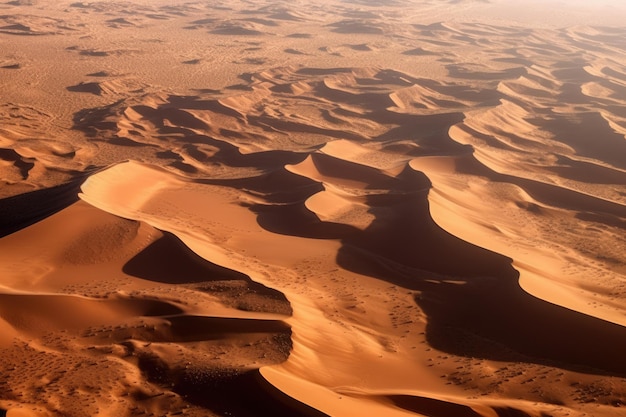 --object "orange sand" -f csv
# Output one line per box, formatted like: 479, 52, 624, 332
1, 0, 626, 416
